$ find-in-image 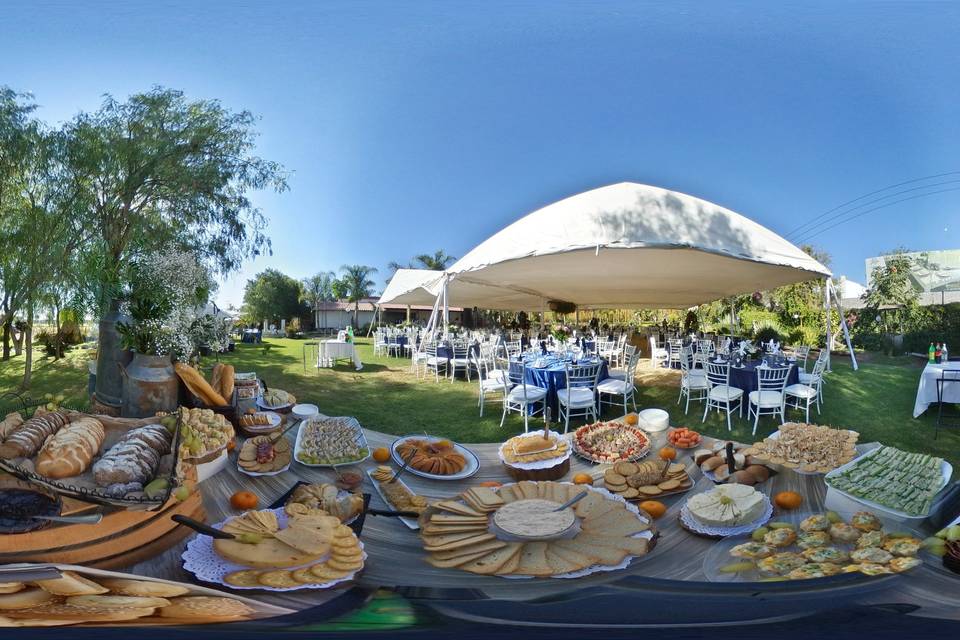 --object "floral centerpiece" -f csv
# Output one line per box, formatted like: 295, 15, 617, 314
551, 324, 571, 346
